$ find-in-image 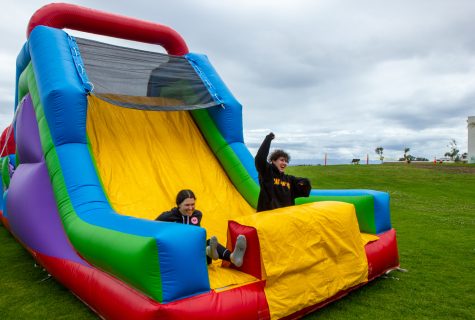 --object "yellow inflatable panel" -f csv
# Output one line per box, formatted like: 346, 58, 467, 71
86, 95, 255, 242
235, 201, 369, 319
86, 95, 257, 289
